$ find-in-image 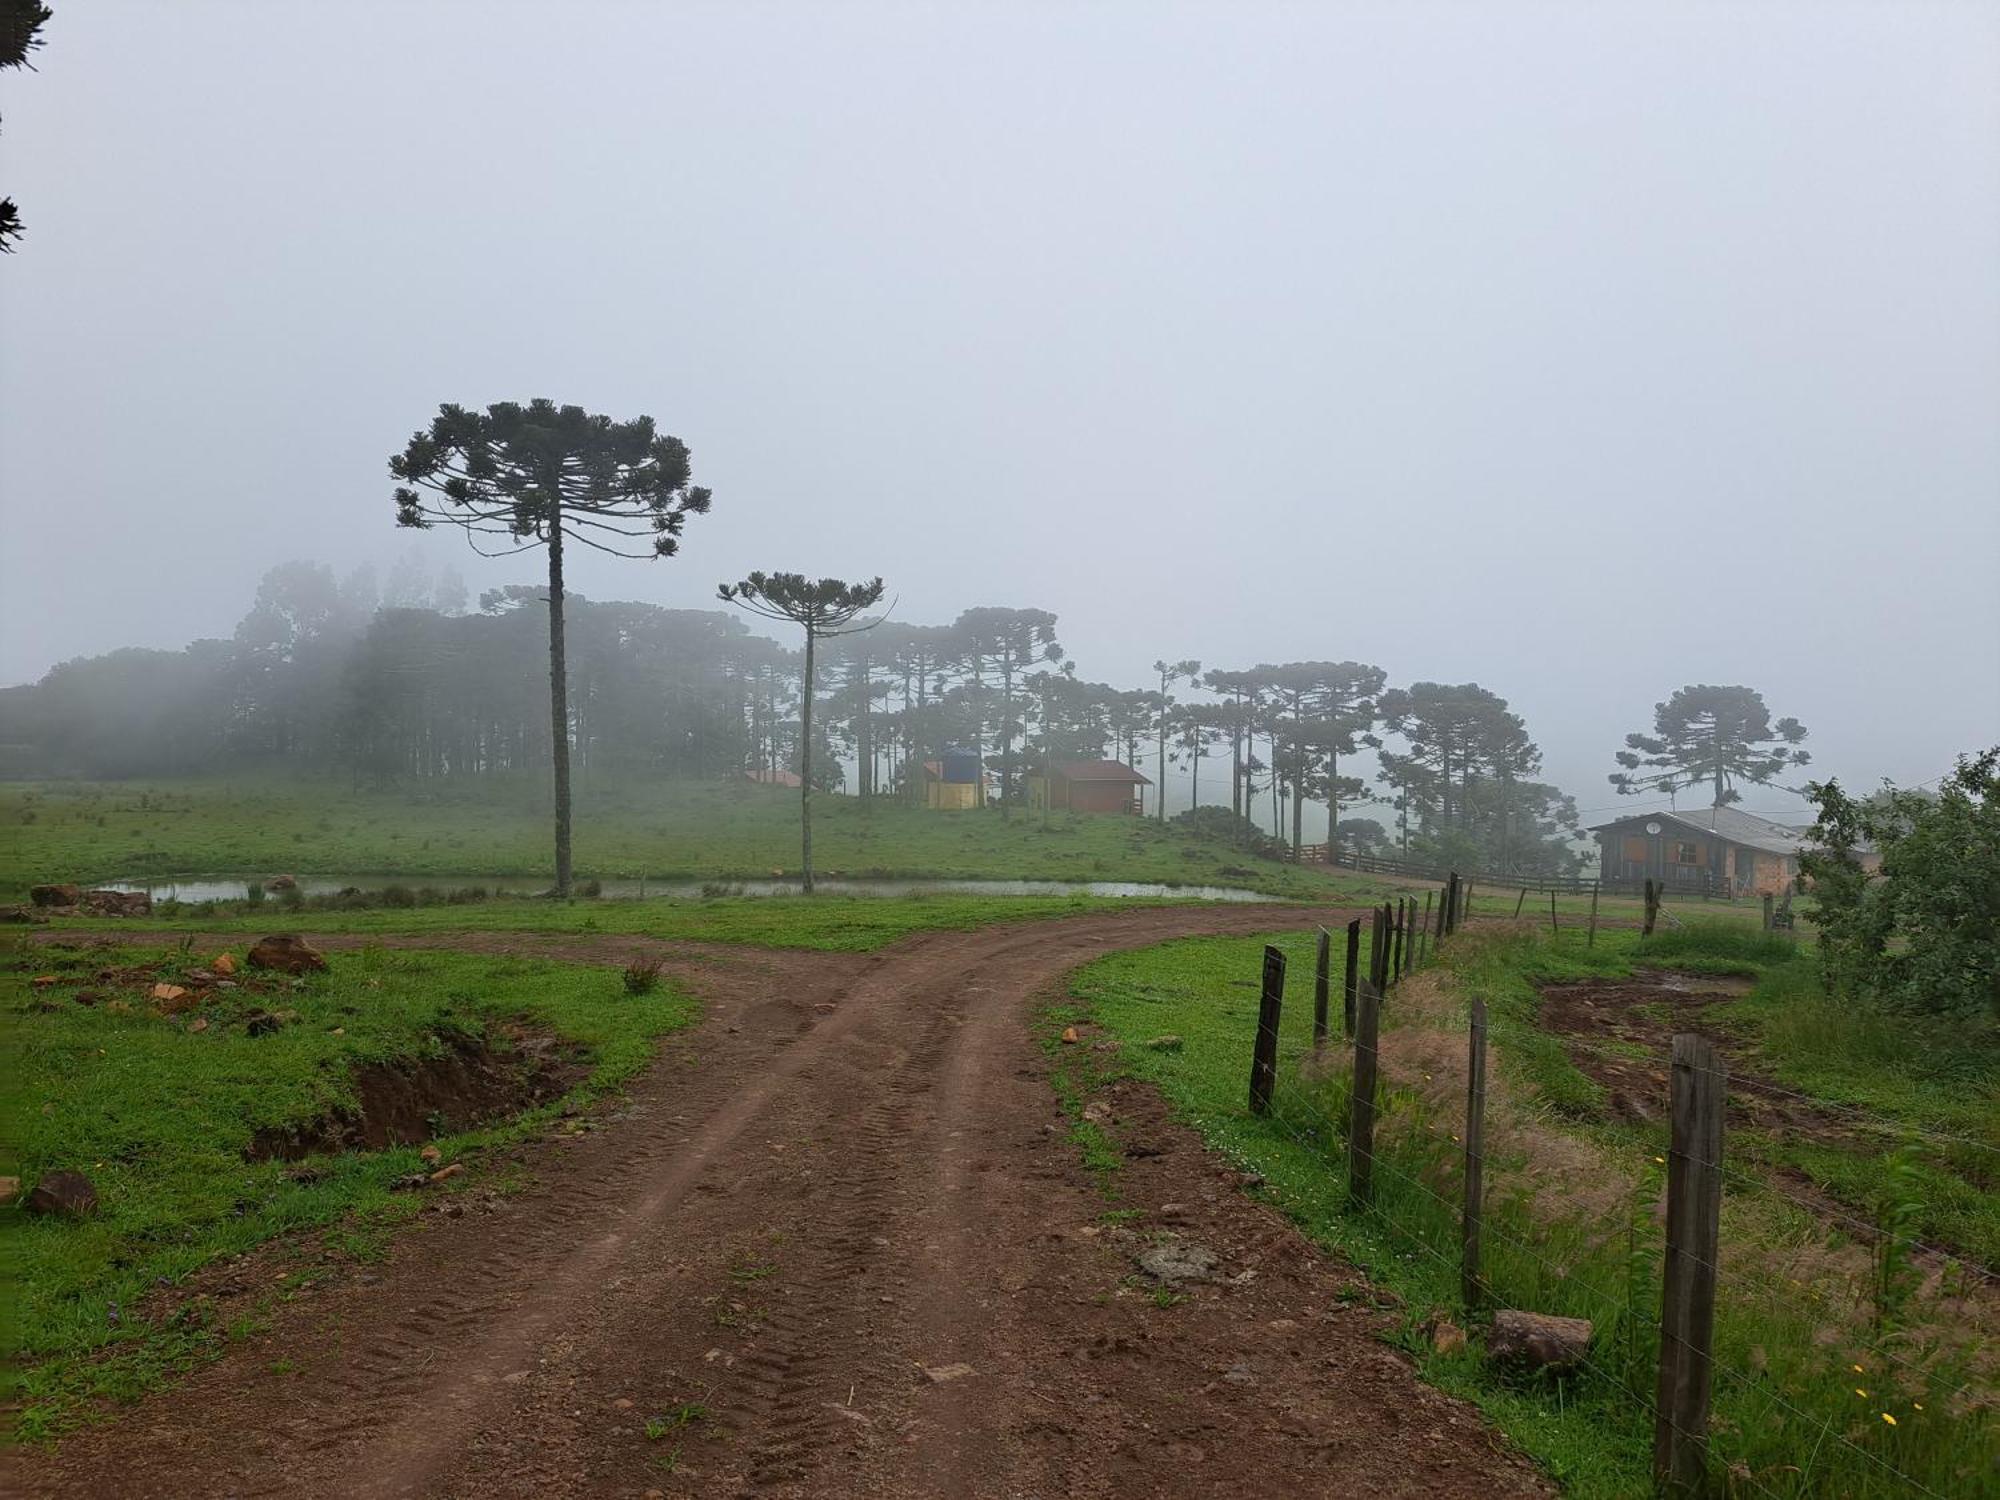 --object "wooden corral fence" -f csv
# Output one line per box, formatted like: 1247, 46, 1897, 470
1284, 844, 1729, 901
